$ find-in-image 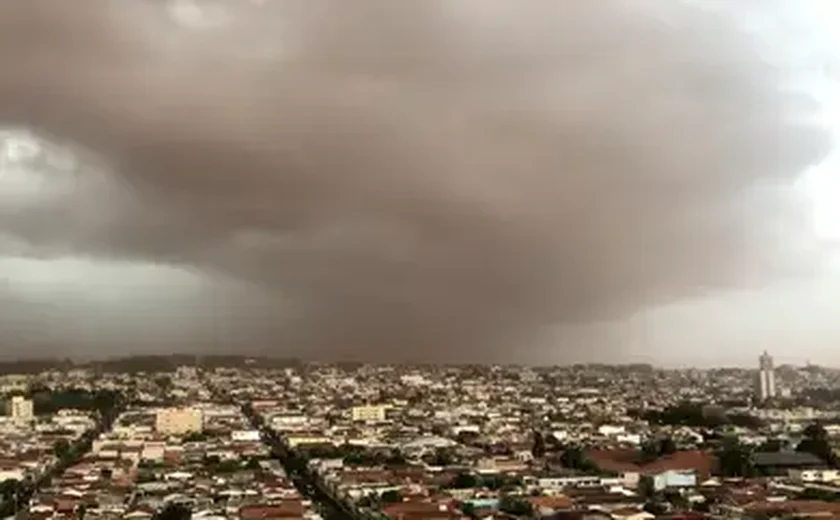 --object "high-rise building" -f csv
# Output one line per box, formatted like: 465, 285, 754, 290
756, 351, 776, 401
9, 395, 34, 422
